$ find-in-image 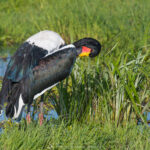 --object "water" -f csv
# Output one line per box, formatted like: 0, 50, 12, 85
0, 106, 58, 122
0, 55, 58, 132
0, 55, 11, 77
